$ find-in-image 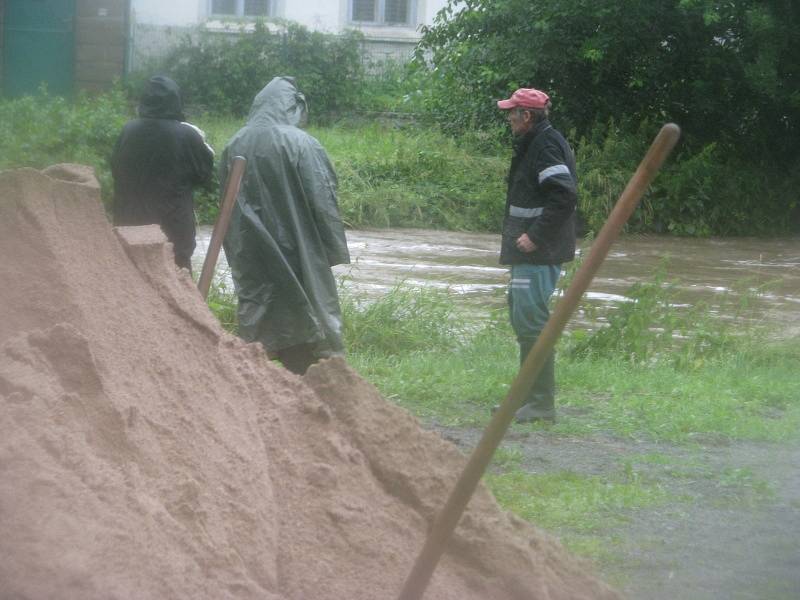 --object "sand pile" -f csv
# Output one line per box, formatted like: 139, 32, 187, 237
0, 166, 618, 600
